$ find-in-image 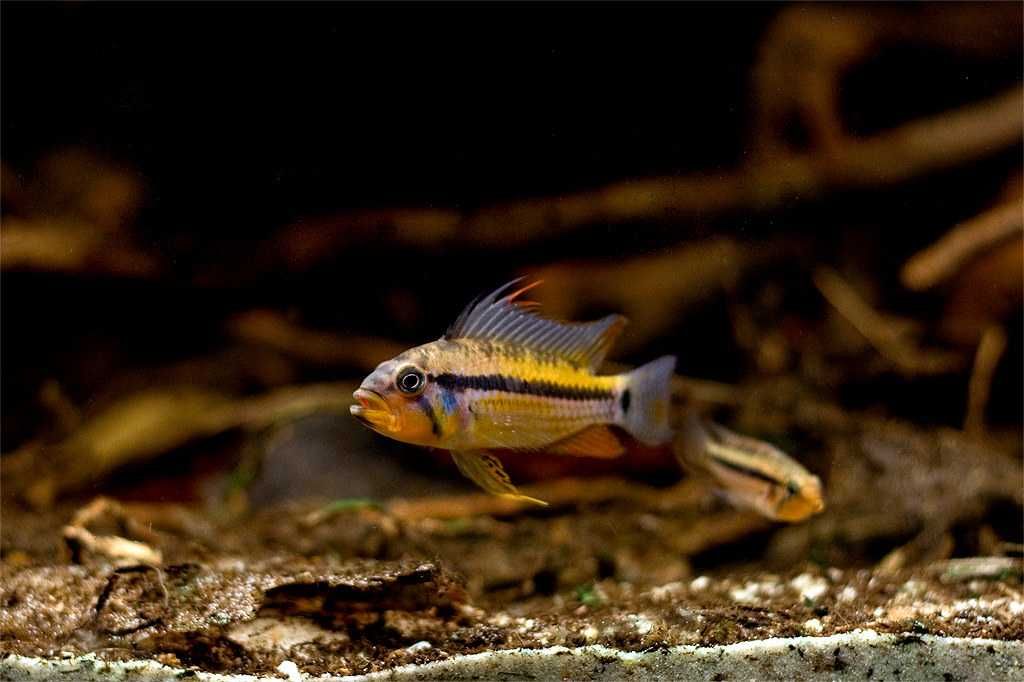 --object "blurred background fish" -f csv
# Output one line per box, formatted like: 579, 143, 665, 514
676, 413, 825, 522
